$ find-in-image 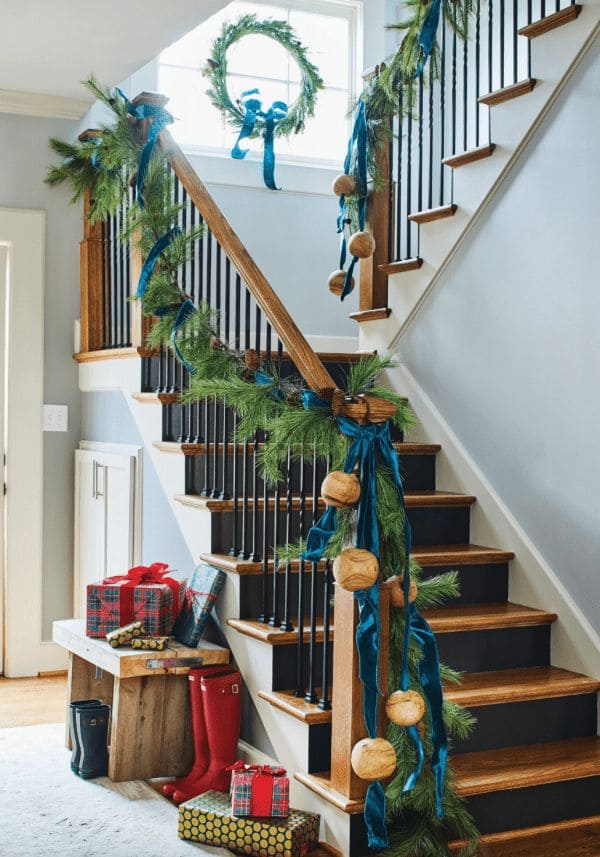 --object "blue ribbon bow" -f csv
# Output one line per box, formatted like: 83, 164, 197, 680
136, 226, 182, 300
301, 406, 448, 847
415, 0, 443, 77
337, 98, 368, 301
231, 89, 288, 190
171, 299, 197, 375
114, 87, 174, 207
